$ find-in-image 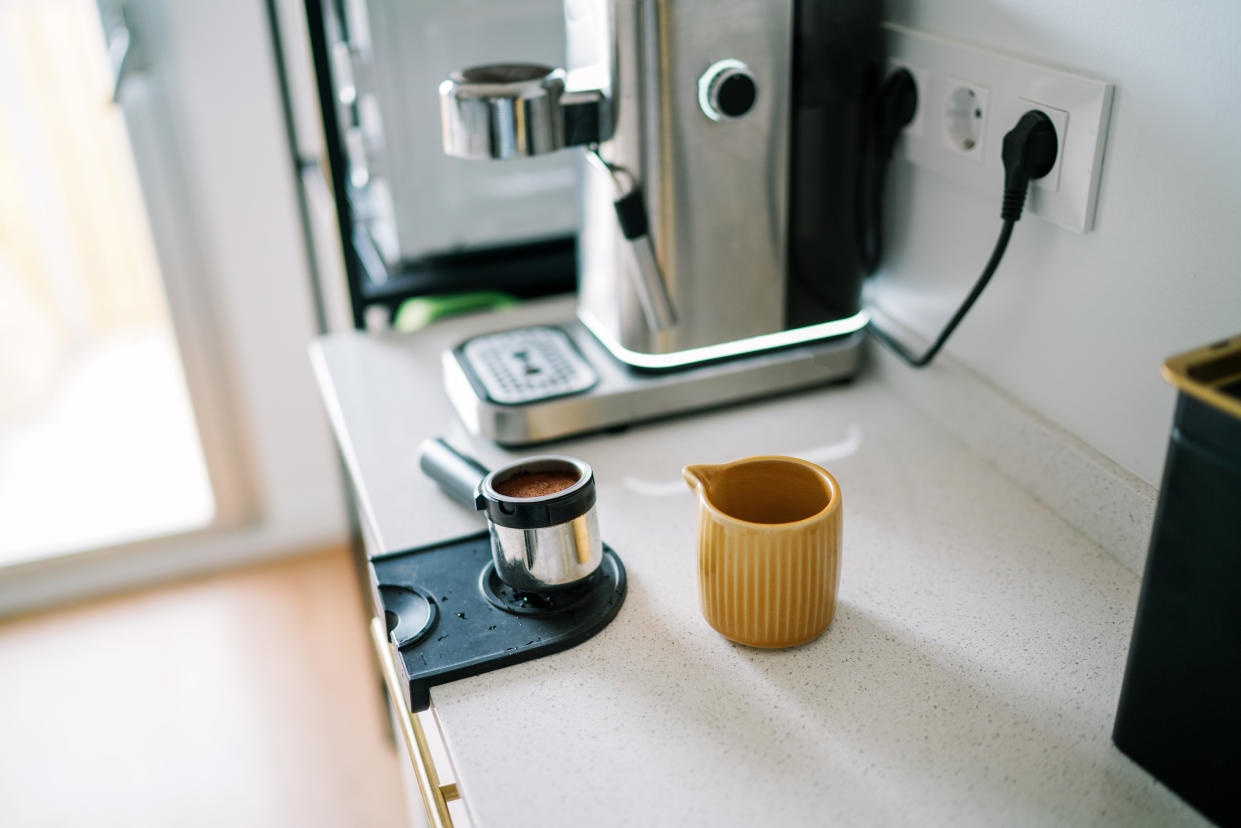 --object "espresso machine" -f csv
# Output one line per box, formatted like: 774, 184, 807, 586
439, 0, 881, 444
